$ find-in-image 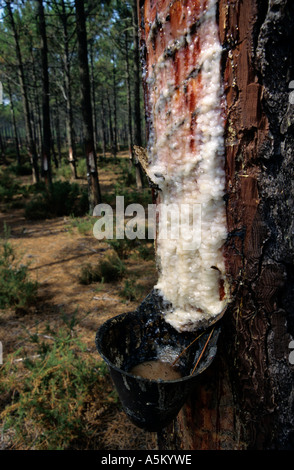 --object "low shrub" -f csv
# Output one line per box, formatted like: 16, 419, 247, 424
9, 161, 32, 176
119, 279, 144, 302
54, 158, 73, 180
99, 254, 126, 282
78, 254, 126, 285
78, 263, 102, 285
0, 316, 115, 450
0, 227, 38, 311
65, 215, 94, 235
0, 169, 20, 203
106, 237, 136, 259
76, 158, 87, 179
24, 181, 89, 220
